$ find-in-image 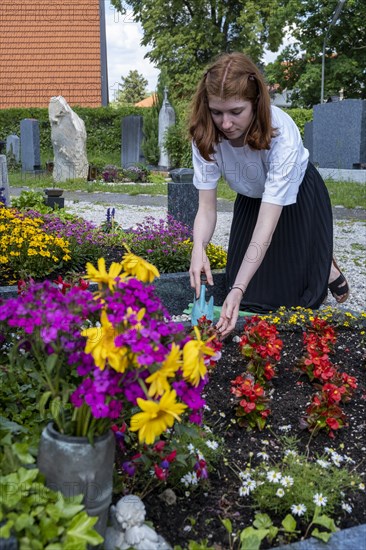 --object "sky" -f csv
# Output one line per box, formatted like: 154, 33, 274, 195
104, 1, 290, 102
